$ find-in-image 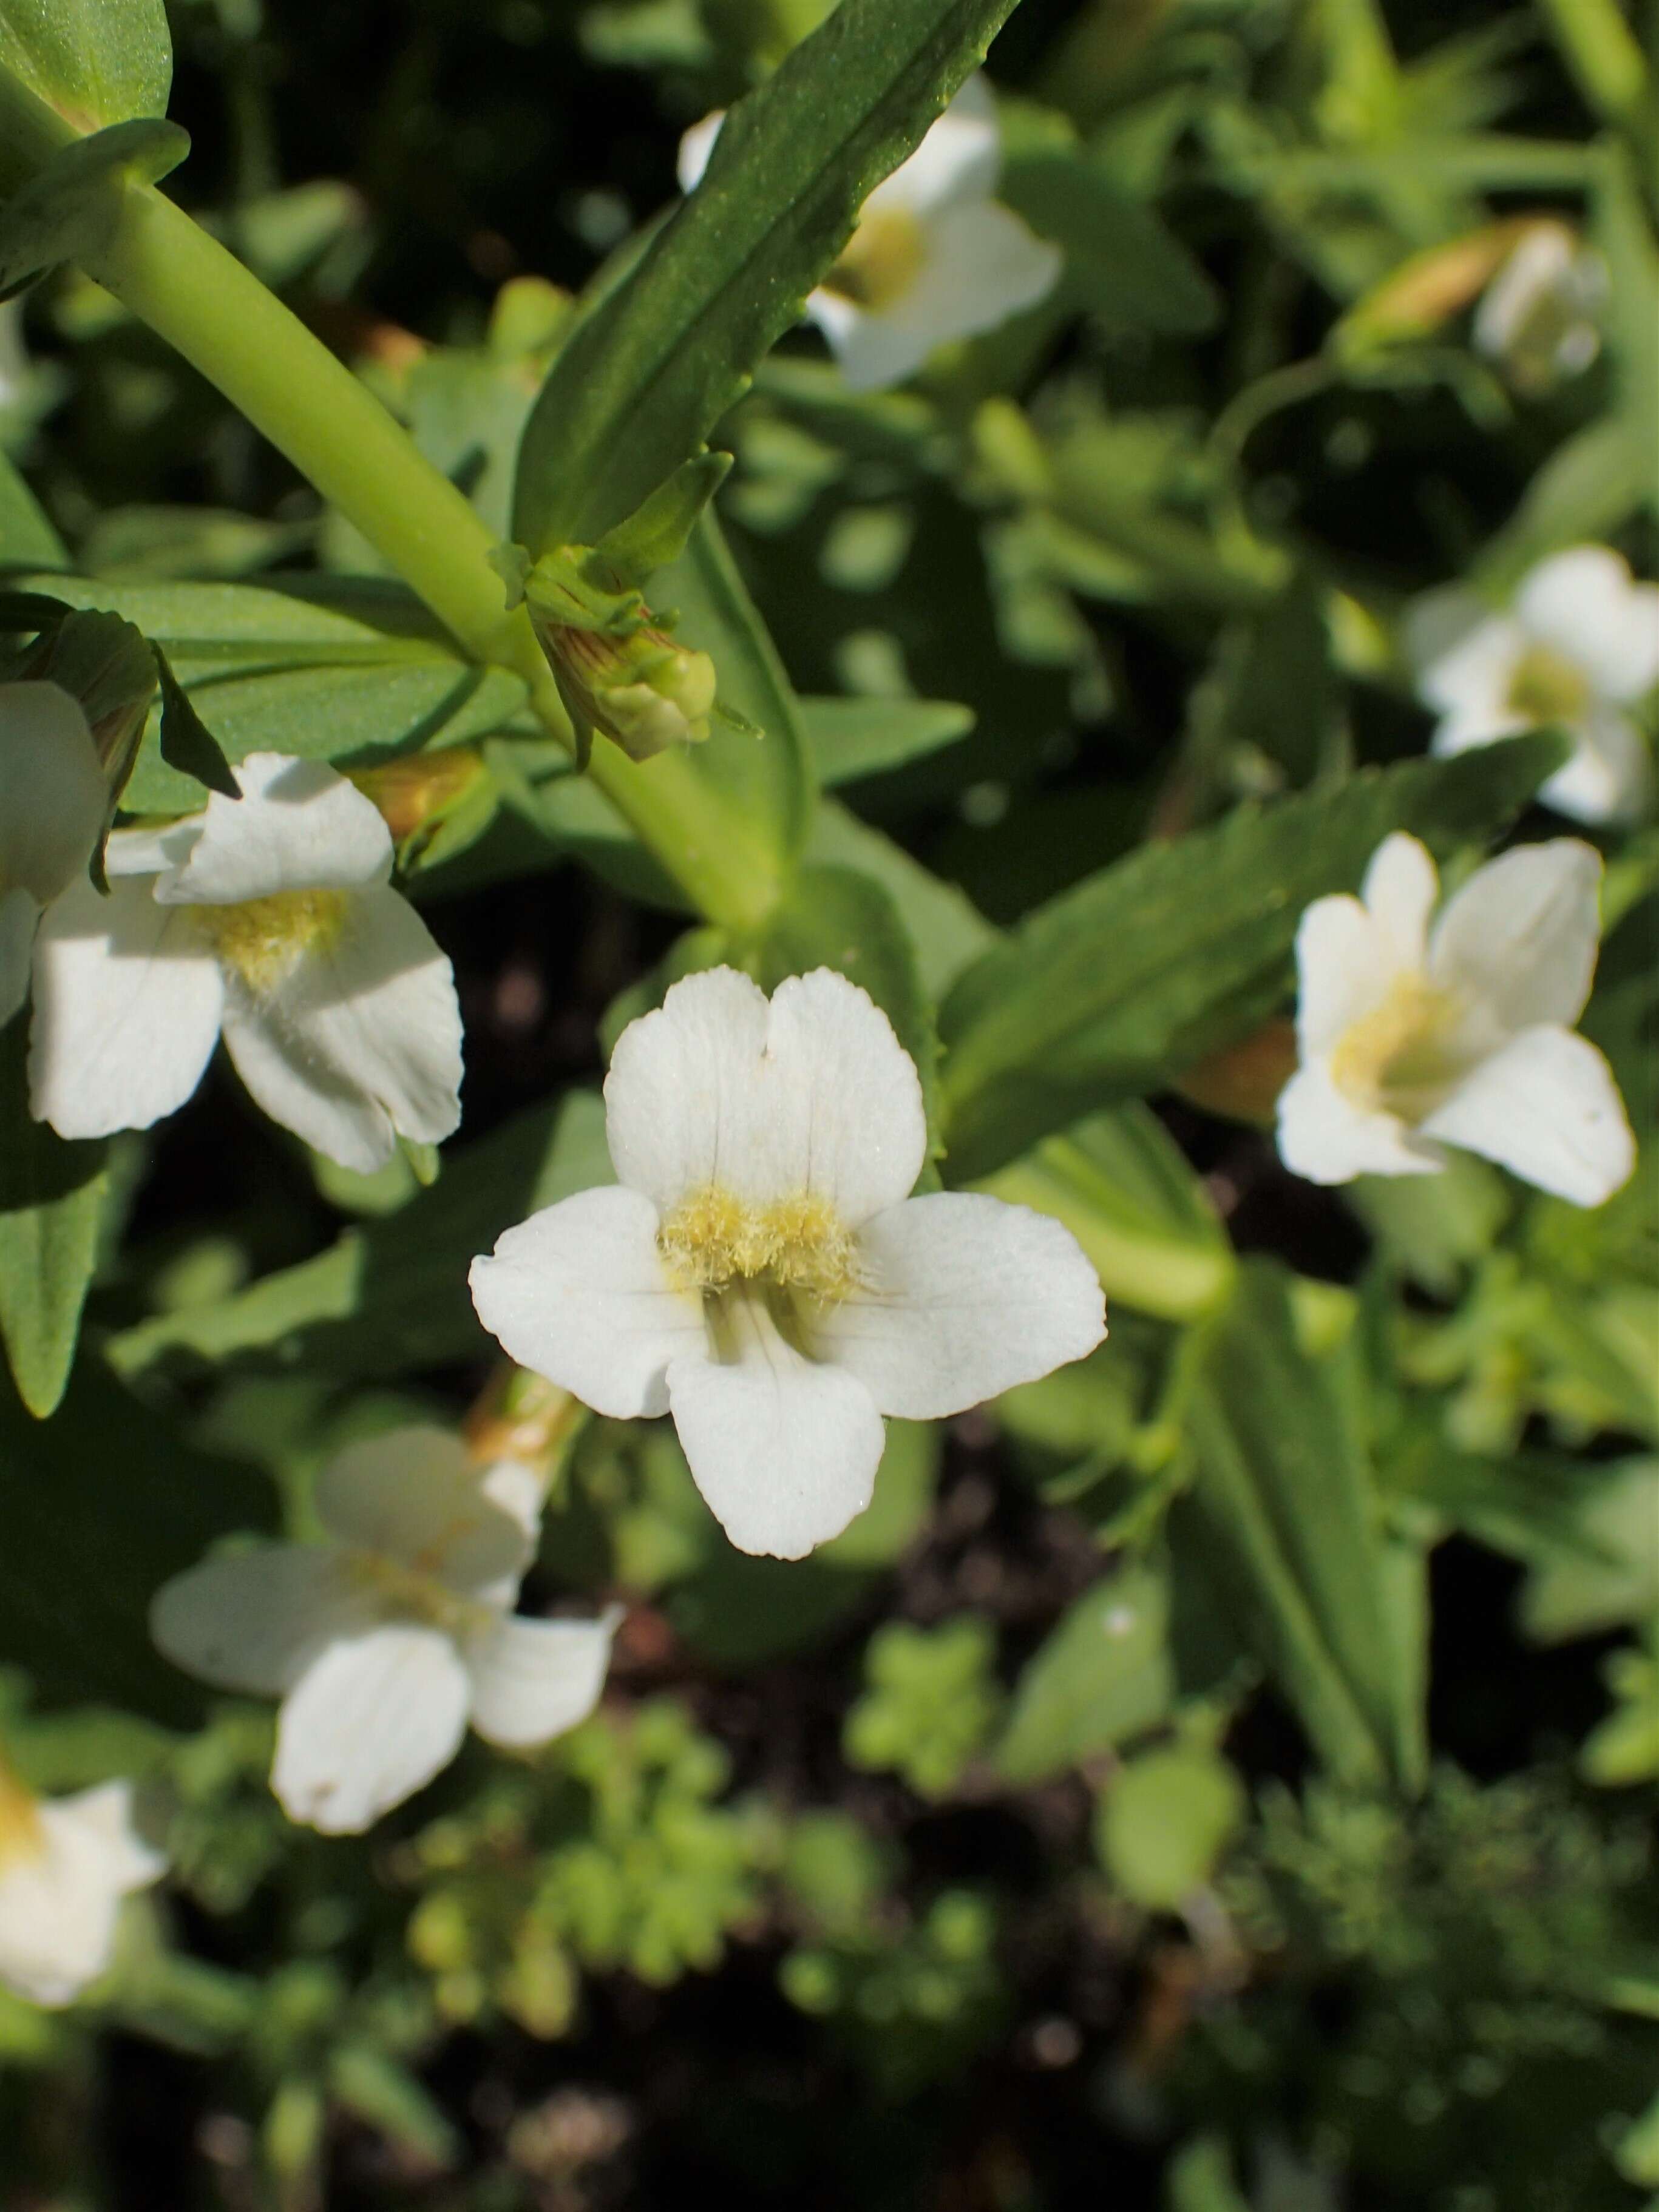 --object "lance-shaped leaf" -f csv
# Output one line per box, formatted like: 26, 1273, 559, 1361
512, 0, 1022, 552
0, 1018, 107, 1418
937, 734, 1563, 1181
